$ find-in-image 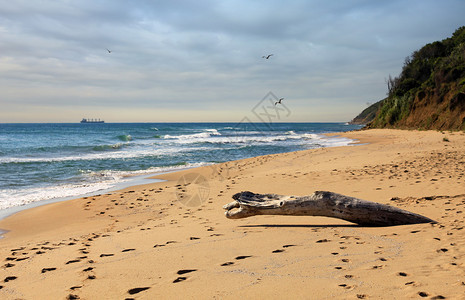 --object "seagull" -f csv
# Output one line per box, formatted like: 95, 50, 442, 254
275, 98, 284, 105
262, 54, 273, 59
106, 48, 112, 53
